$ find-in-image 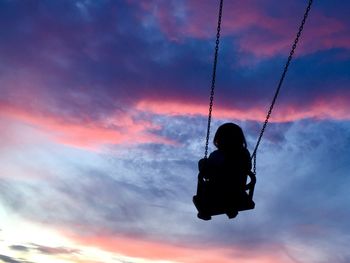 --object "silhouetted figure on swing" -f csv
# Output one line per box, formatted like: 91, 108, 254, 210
193, 123, 256, 220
